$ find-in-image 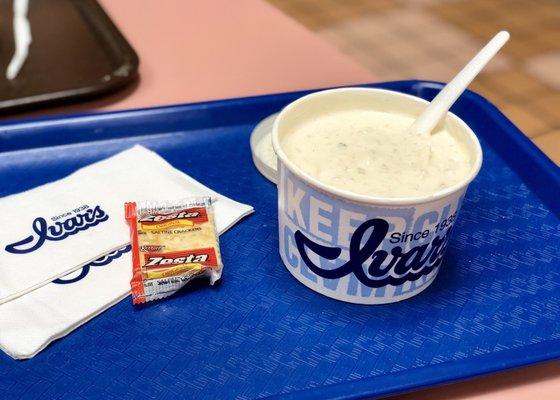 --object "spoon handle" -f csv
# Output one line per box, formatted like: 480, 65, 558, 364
409, 31, 510, 136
